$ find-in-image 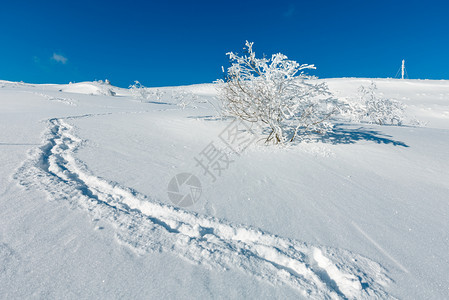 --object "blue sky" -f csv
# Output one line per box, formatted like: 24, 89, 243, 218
1, 0, 448, 87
